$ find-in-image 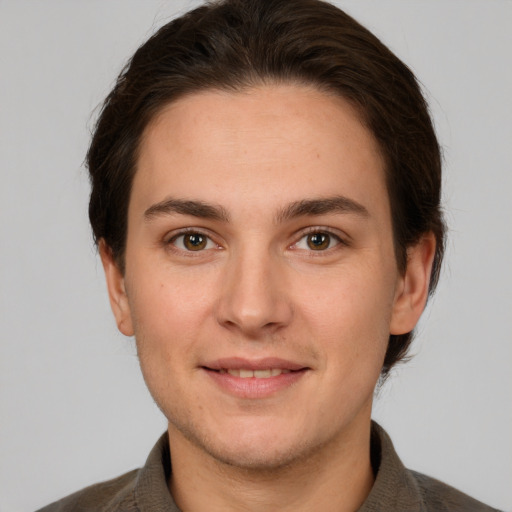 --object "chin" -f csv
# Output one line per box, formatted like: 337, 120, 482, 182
173, 416, 318, 471
202, 438, 315, 472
